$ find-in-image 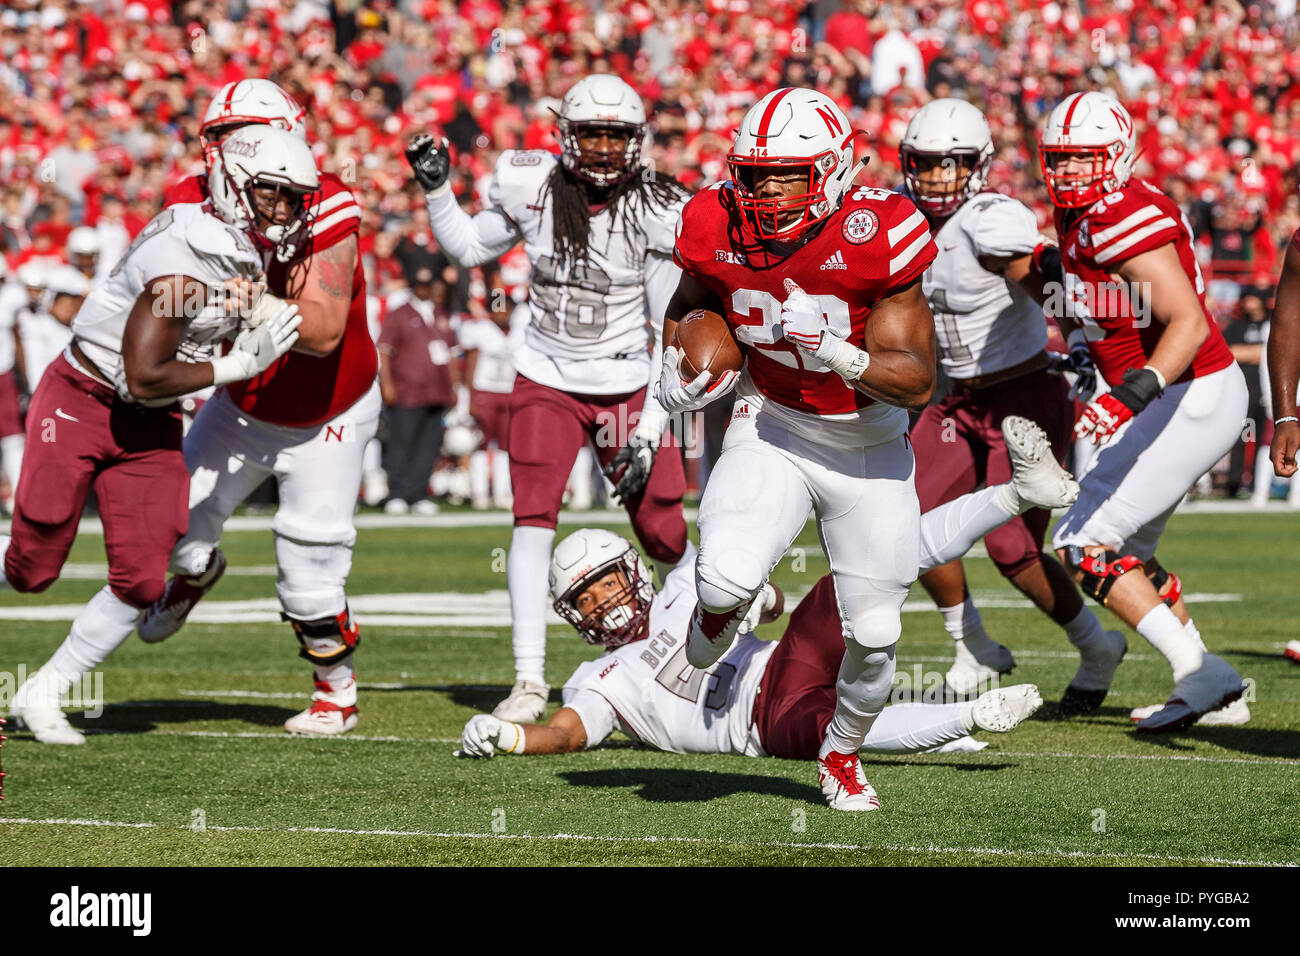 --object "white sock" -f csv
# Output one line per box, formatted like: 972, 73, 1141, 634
939, 597, 987, 643
862, 702, 968, 752
568, 447, 593, 508
1184, 617, 1206, 651
0, 534, 9, 588
823, 644, 896, 754
1251, 443, 1273, 505
1063, 604, 1105, 649
1136, 603, 1203, 681
492, 450, 511, 501
469, 450, 489, 501
508, 525, 556, 684
1, 433, 23, 496
49, 586, 142, 678
316, 652, 357, 705
918, 486, 1012, 571
1289, 472, 1300, 506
